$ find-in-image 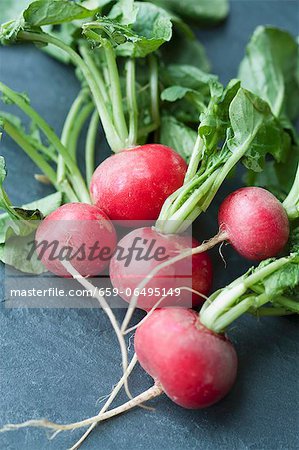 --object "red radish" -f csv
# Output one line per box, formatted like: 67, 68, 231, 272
218, 187, 290, 260
110, 227, 213, 309
90, 144, 187, 224
135, 308, 237, 408
35, 203, 117, 277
